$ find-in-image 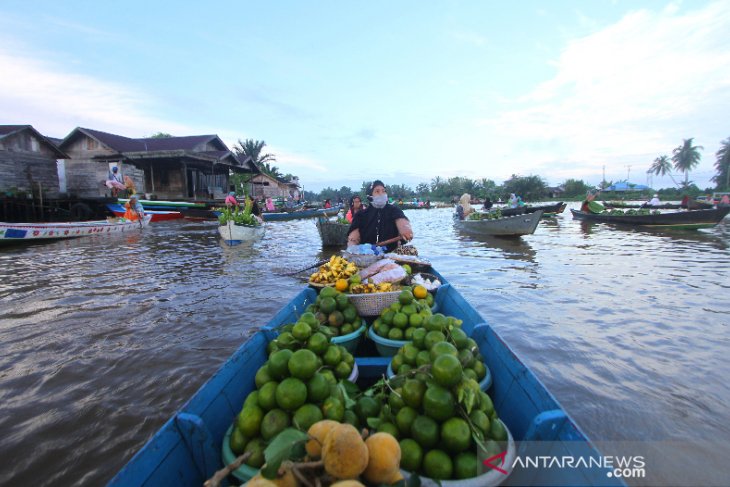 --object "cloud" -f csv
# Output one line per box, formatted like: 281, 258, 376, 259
0, 47, 192, 138
450, 30, 489, 48
478, 2, 730, 186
